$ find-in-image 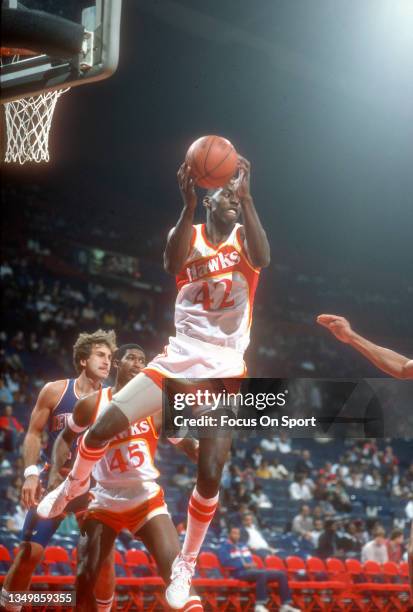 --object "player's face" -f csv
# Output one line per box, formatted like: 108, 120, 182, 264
210, 182, 241, 225
118, 348, 146, 382
83, 343, 112, 381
